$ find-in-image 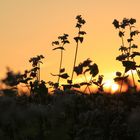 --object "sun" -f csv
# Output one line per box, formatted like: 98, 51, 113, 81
104, 80, 119, 93
111, 83, 119, 93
